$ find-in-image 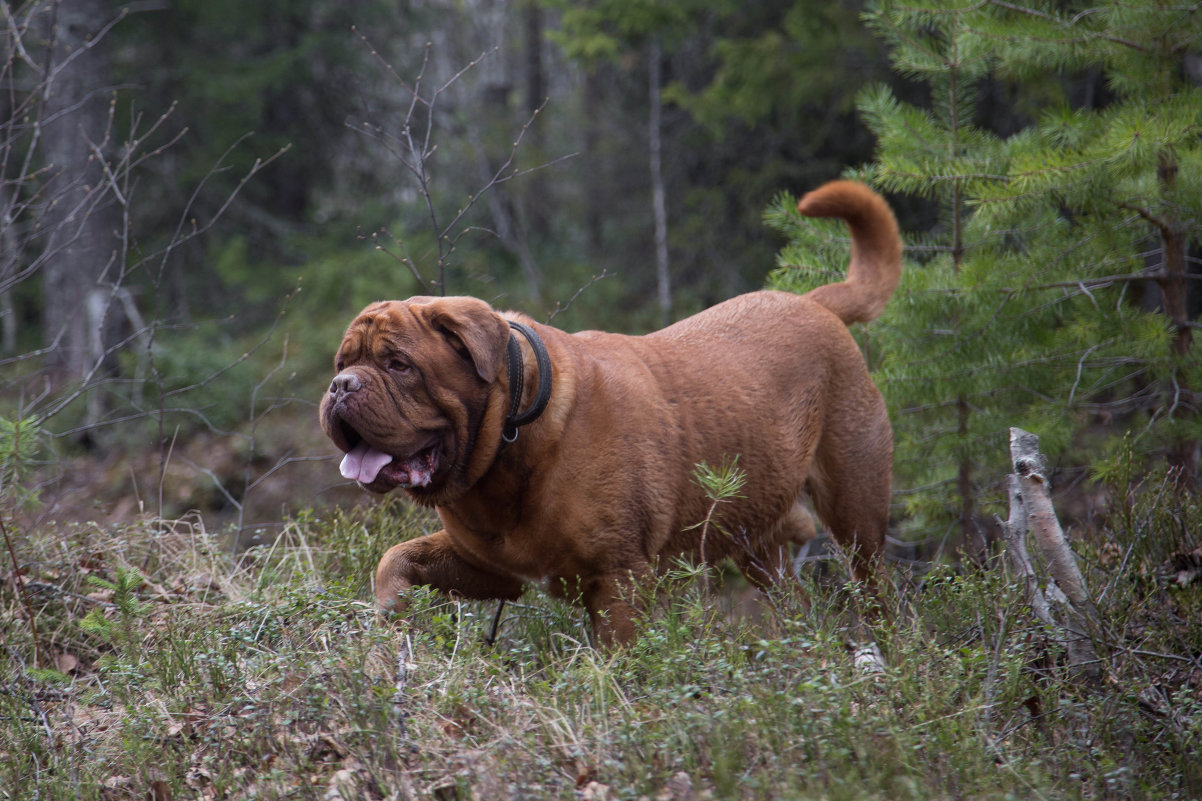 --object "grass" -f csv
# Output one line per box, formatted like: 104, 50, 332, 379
1, 481, 1200, 800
